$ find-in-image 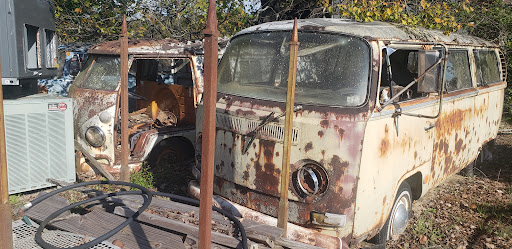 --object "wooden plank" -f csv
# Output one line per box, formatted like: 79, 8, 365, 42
241, 220, 324, 249
109, 195, 233, 229
111, 195, 322, 248
53, 209, 187, 249
25, 195, 187, 249
114, 206, 266, 249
